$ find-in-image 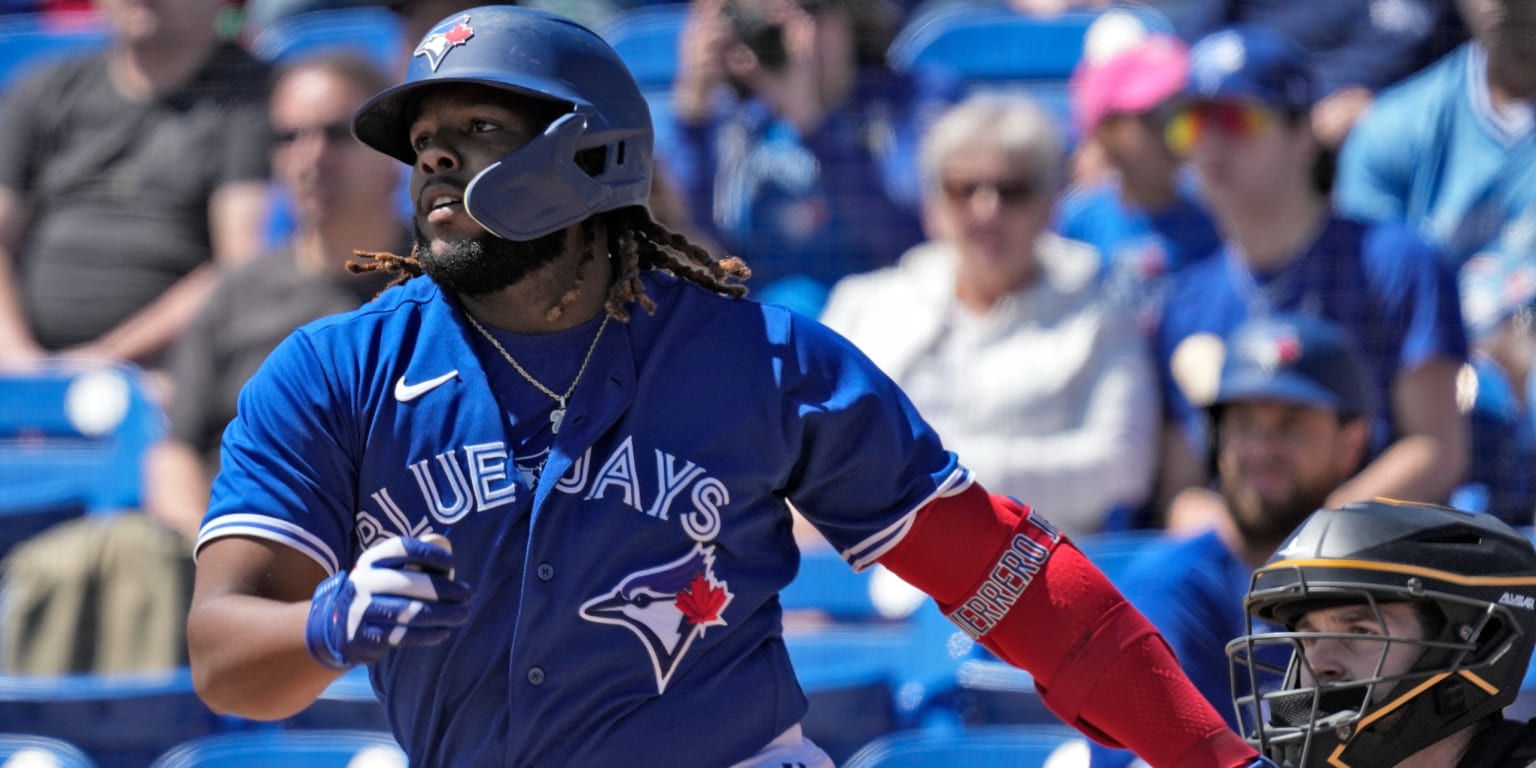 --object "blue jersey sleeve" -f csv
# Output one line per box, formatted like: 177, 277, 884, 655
197, 328, 360, 575
776, 311, 970, 570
